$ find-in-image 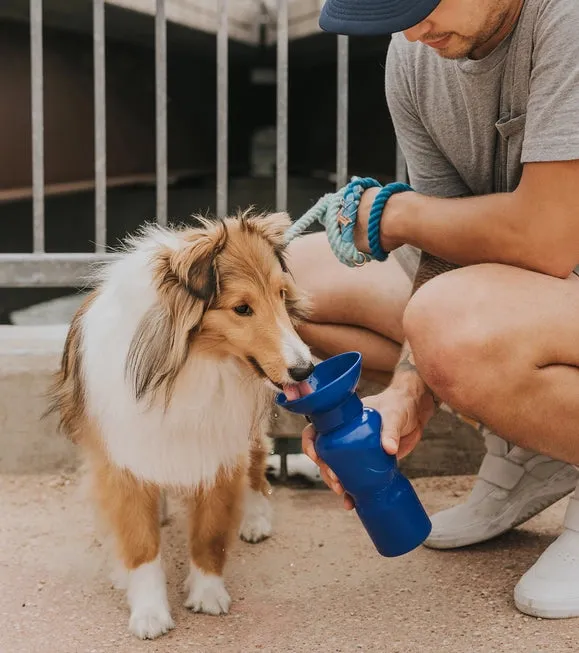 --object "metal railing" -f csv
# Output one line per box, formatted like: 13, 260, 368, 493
0, 0, 406, 288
